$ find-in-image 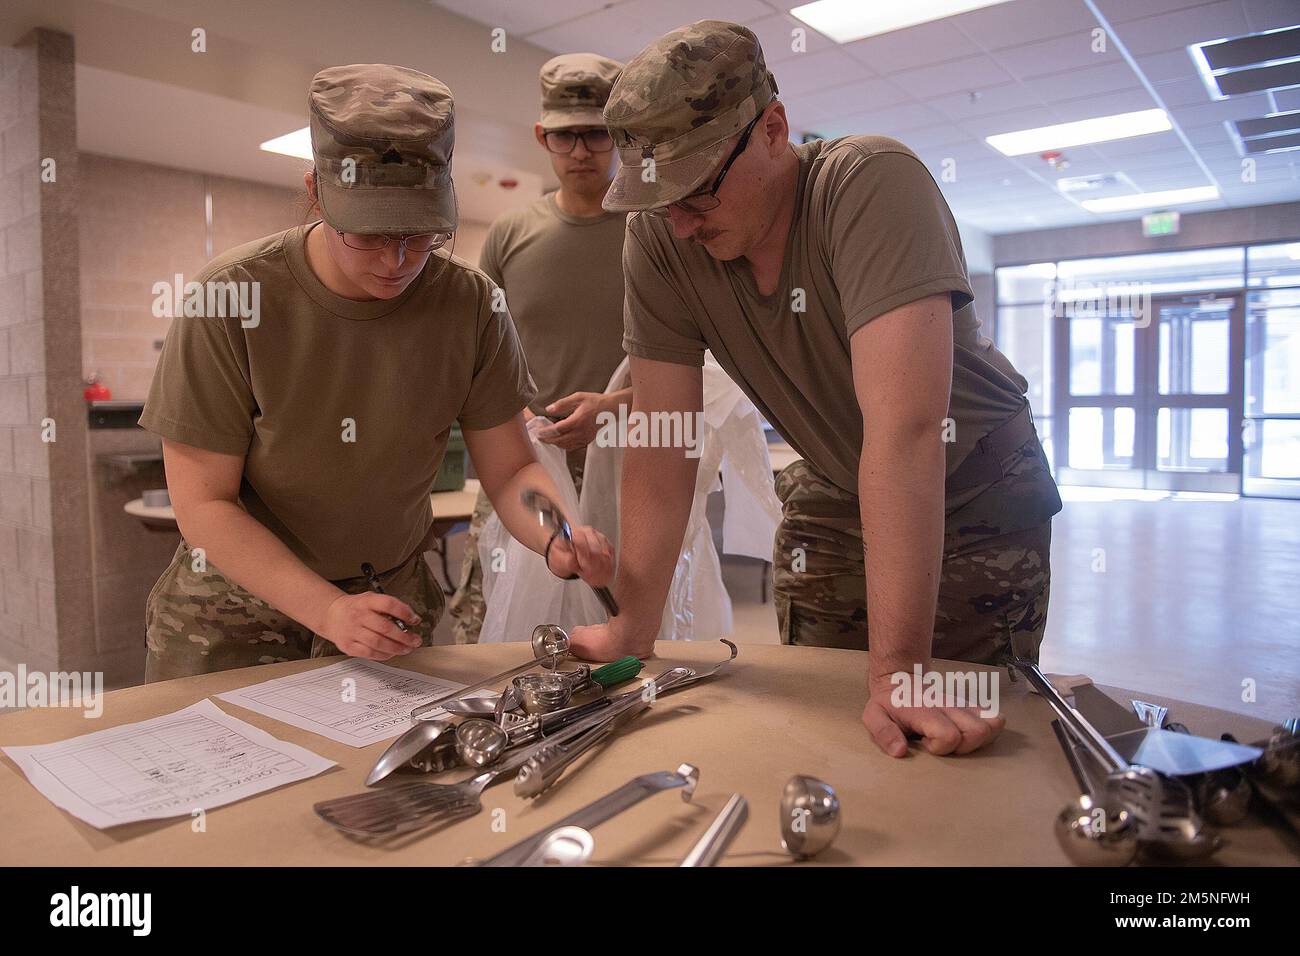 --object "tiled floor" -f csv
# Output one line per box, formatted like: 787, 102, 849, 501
436, 494, 1300, 723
